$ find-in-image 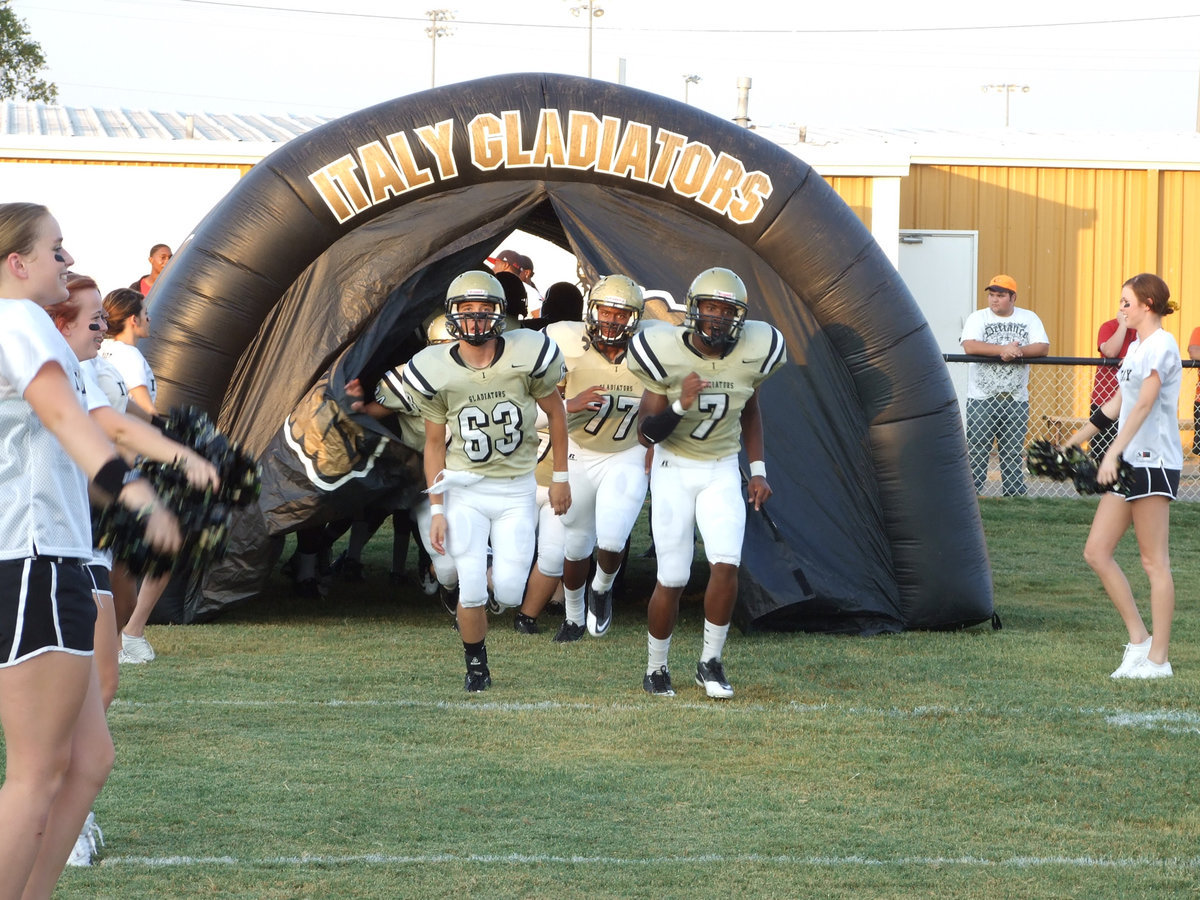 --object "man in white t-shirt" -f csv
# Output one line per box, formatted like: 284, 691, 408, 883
960, 275, 1050, 496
